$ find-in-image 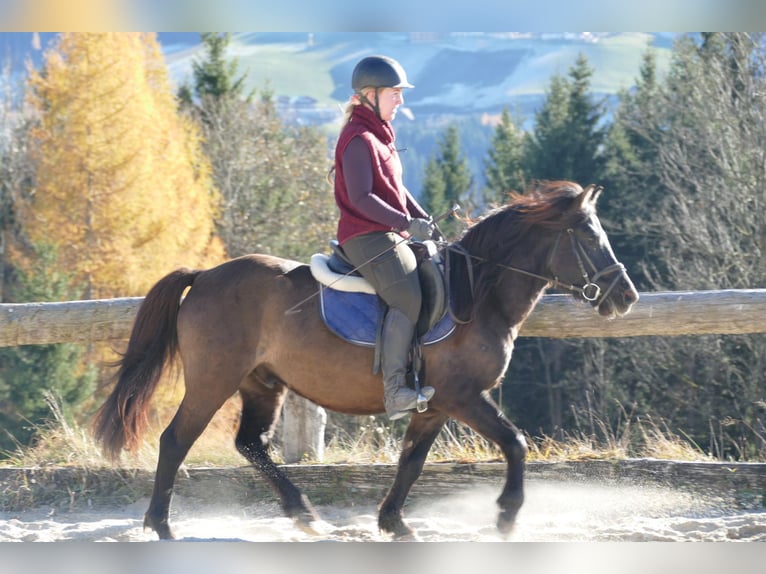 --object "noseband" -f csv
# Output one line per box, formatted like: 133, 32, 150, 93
547, 228, 627, 306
